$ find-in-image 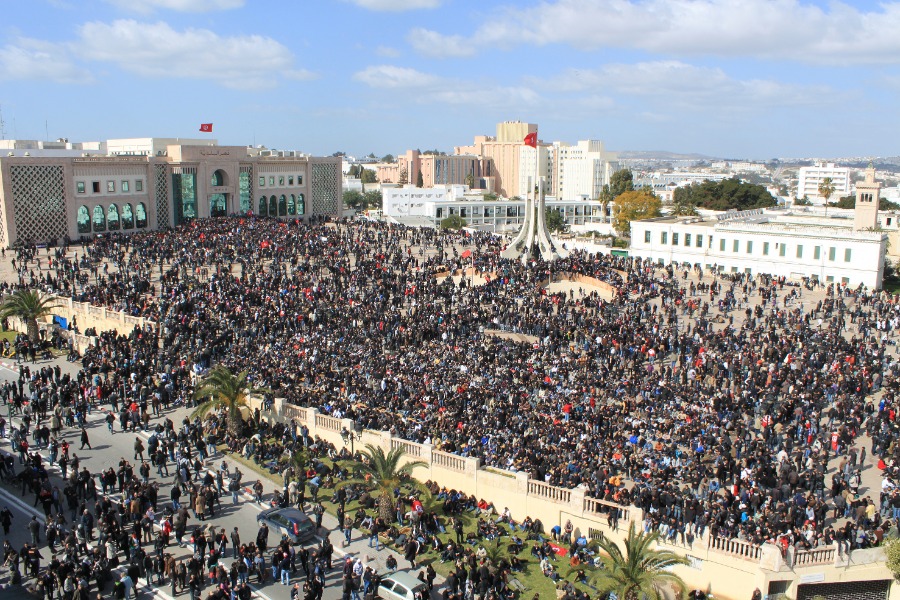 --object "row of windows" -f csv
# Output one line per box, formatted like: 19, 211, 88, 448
657, 259, 852, 284
646, 229, 854, 264
76, 180, 144, 194
256, 194, 305, 218
258, 175, 303, 188
76, 203, 147, 233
